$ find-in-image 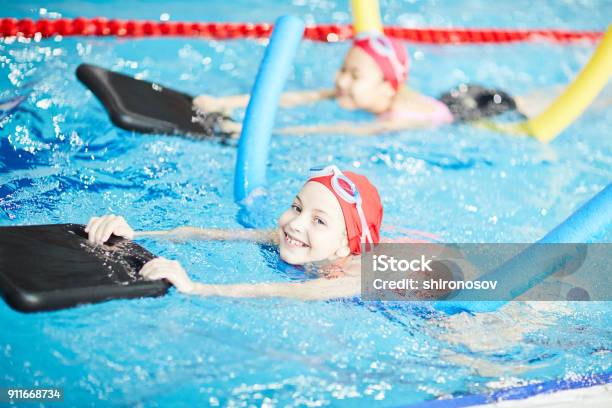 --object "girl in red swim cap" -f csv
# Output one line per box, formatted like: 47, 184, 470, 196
84, 165, 383, 300
194, 32, 525, 136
